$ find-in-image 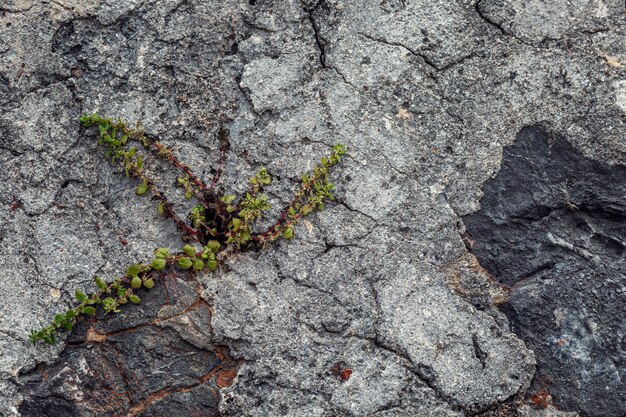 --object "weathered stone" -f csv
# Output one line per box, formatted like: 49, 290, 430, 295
17, 272, 236, 417
464, 125, 626, 417
1, 0, 624, 416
